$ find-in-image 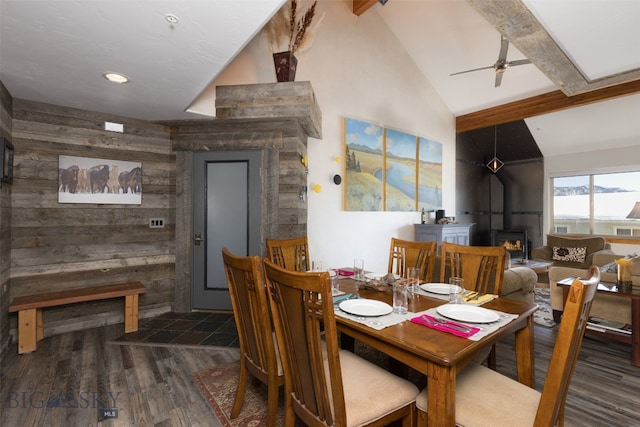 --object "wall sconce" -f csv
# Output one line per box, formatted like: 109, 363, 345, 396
332, 174, 342, 185
313, 184, 322, 193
